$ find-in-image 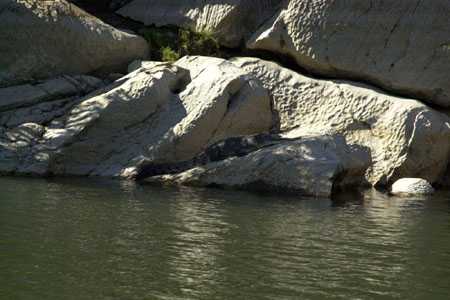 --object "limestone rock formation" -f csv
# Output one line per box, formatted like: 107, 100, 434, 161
247, 0, 450, 107
229, 57, 450, 185
0, 58, 272, 177
117, 0, 281, 47
0, 0, 149, 87
391, 178, 434, 195
144, 133, 371, 198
